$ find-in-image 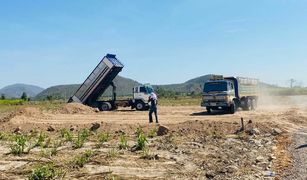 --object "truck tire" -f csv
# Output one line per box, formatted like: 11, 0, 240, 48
100, 102, 112, 111
206, 107, 211, 114
243, 98, 252, 111
136, 102, 145, 111
251, 99, 257, 110
229, 103, 236, 114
